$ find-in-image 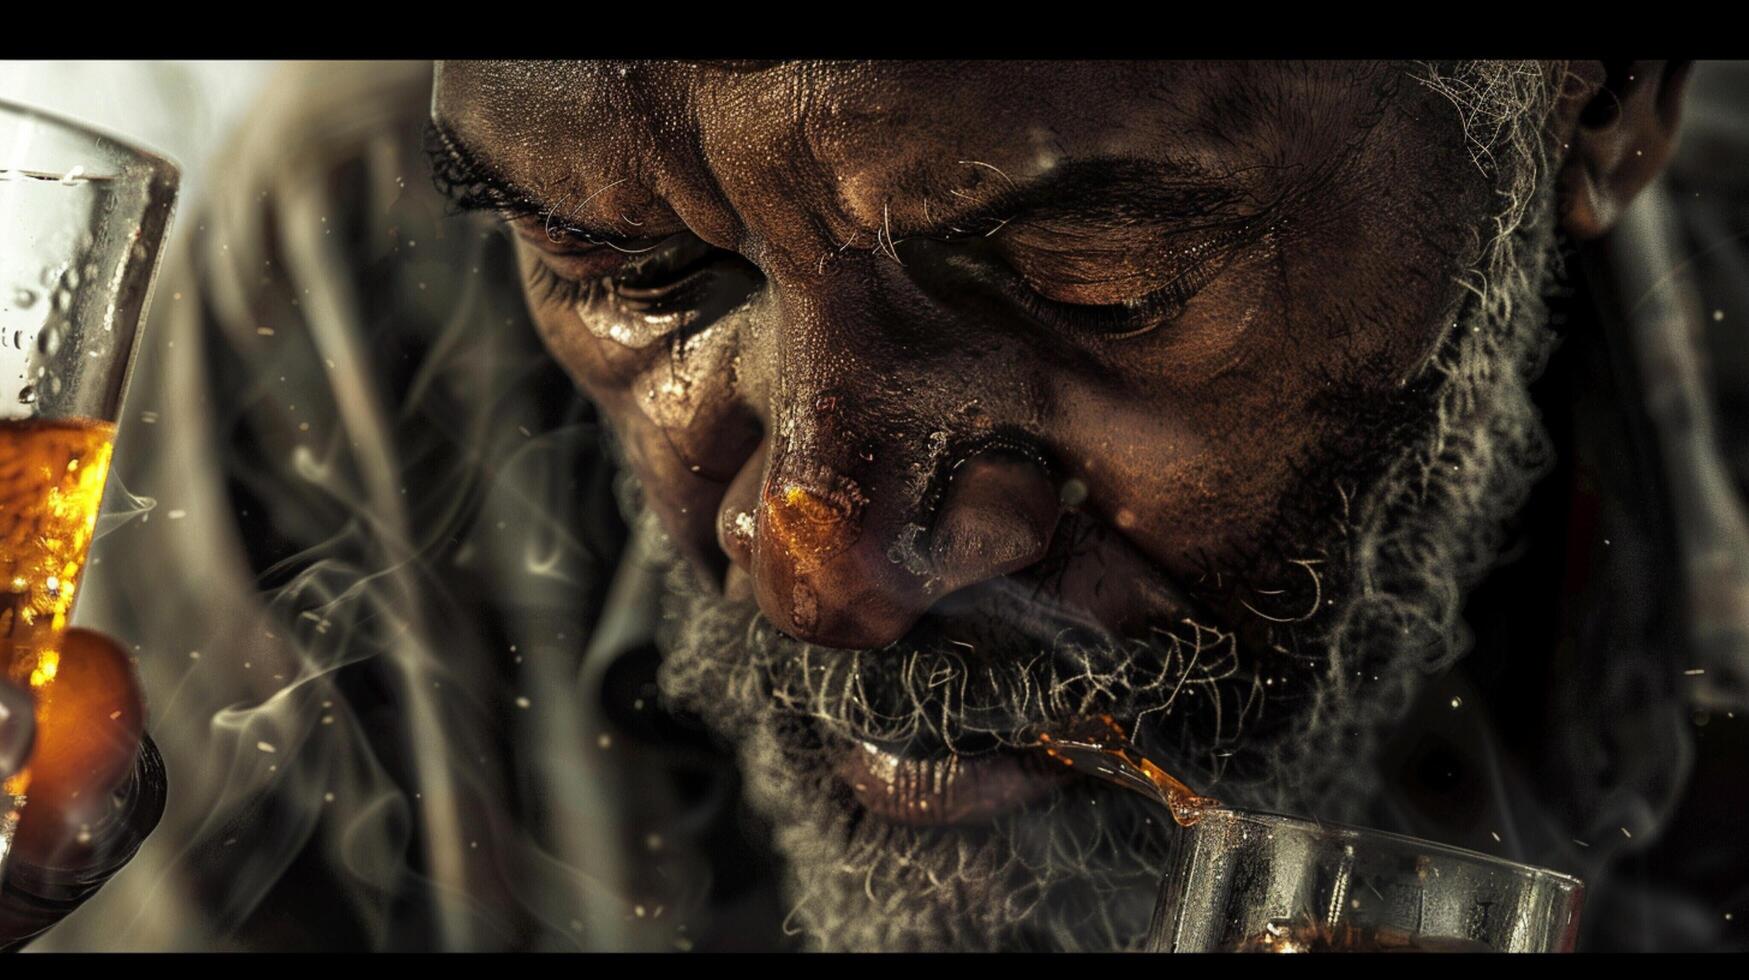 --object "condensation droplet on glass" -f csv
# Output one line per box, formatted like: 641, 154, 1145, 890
48, 375, 62, 396
17, 385, 36, 405
52, 288, 72, 313
36, 323, 62, 356
11, 288, 36, 309
64, 266, 82, 289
